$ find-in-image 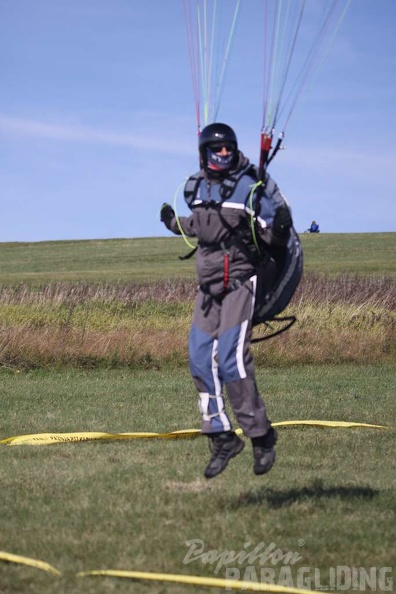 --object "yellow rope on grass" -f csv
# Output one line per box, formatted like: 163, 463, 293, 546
0, 421, 389, 446
0, 551, 61, 575
76, 567, 328, 594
